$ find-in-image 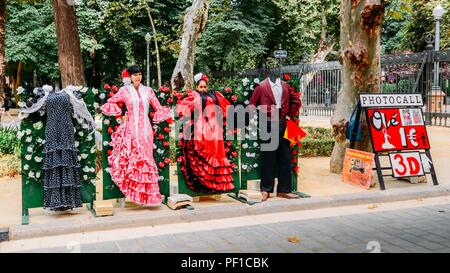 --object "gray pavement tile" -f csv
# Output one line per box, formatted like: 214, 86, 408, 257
94, 241, 121, 253
115, 239, 145, 253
